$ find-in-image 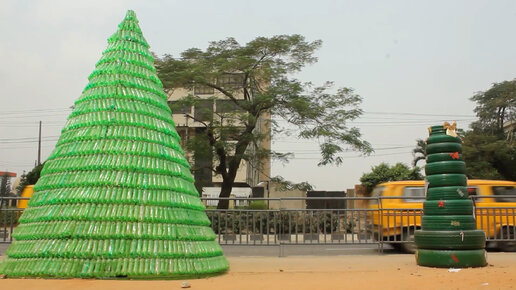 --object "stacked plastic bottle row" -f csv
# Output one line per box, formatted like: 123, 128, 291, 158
1, 257, 228, 279
415, 123, 487, 267
0, 10, 229, 278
